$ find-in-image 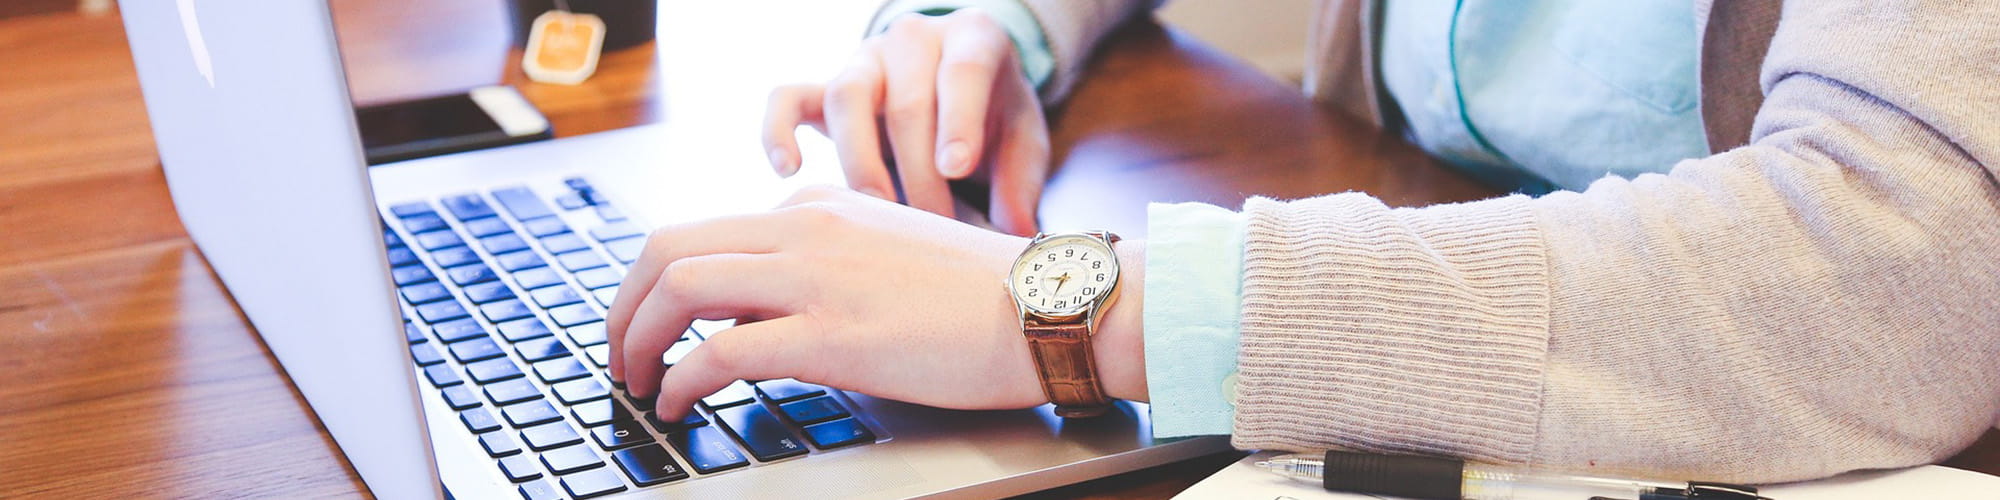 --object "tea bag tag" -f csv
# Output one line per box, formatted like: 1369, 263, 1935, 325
523, 9, 605, 85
